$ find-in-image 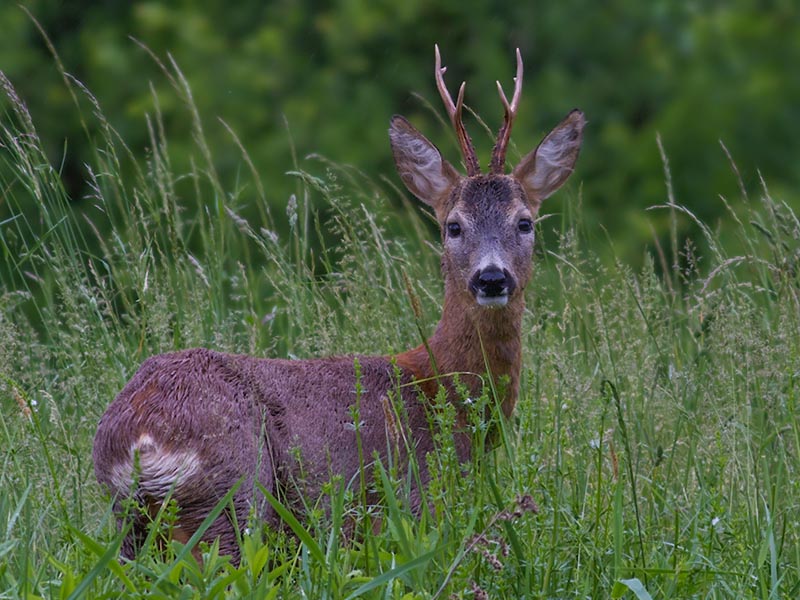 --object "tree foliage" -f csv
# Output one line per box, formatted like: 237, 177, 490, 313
2, 0, 799, 262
